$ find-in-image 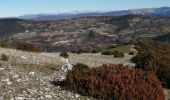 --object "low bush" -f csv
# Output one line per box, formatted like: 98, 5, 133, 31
1, 54, 9, 61
101, 50, 124, 58
72, 49, 83, 54
101, 50, 114, 55
16, 42, 40, 52
131, 39, 170, 88
59, 52, 69, 58
75, 49, 87, 54
101, 51, 111, 55
113, 51, 124, 58
73, 63, 89, 70
133, 46, 139, 50
91, 49, 99, 53
128, 51, 134, 55
0, 43, 15, 49
107, 45, 116, 49
0, 42, 40, 52
65, 64, 164, 100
